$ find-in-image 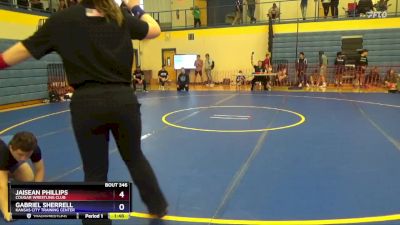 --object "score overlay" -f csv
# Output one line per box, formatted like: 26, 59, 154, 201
9, 182, 131, 220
